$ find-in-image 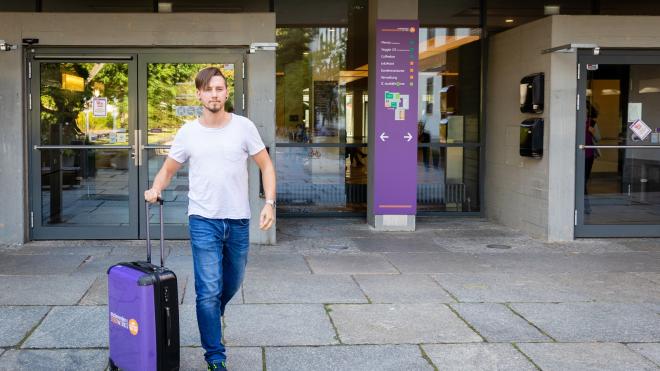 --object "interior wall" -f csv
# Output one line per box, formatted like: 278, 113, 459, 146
485, 17, 552, 239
